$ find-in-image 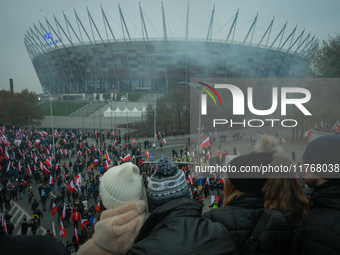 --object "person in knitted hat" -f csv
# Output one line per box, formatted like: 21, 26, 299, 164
204, 135, 293, 254
128, 156, 239, 255
293, 135, 340, 254
78, 162, 147, 255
